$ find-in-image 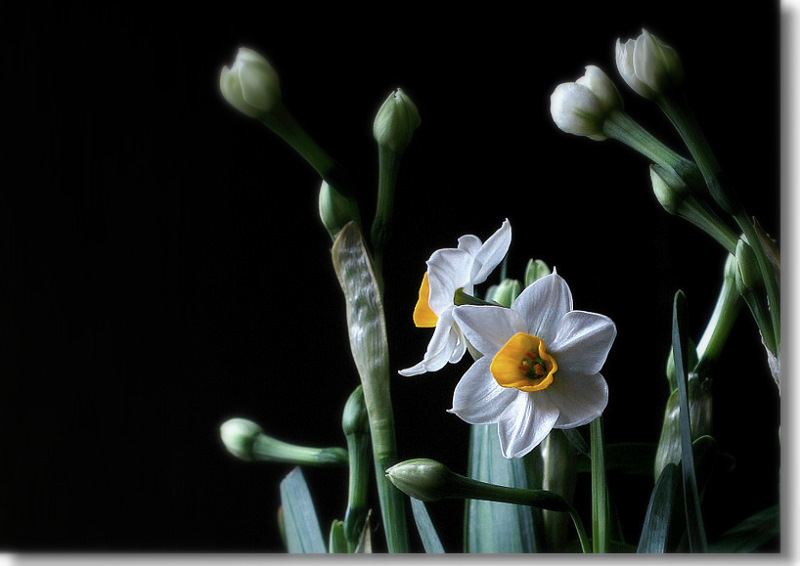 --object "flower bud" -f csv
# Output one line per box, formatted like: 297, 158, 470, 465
319, 181, 360, 239
220, 417, 347, 465
487, 278, 521, 308
550, 66, 622, 141
524, 259, 551, 288
735, 238, 763, 294
373, 89, 421, 152
220, 417, 264, 461
615, 29, 684, 99
220, 47, 282, 119
342, 385, 370, 438
650, 164, 688, 215
385, 459, 453, 502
